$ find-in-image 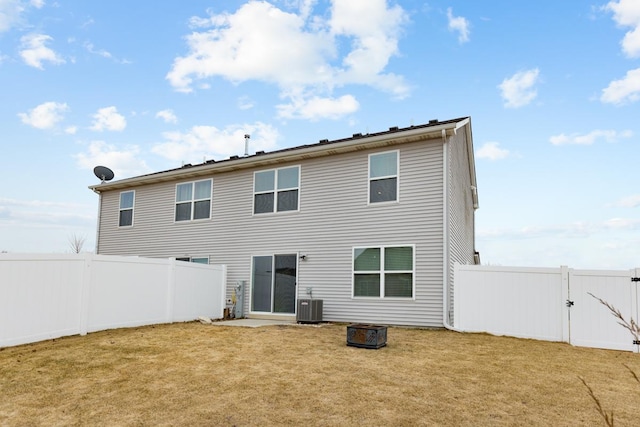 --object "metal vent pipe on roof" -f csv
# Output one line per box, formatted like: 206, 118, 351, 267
244, 134, 250, 156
